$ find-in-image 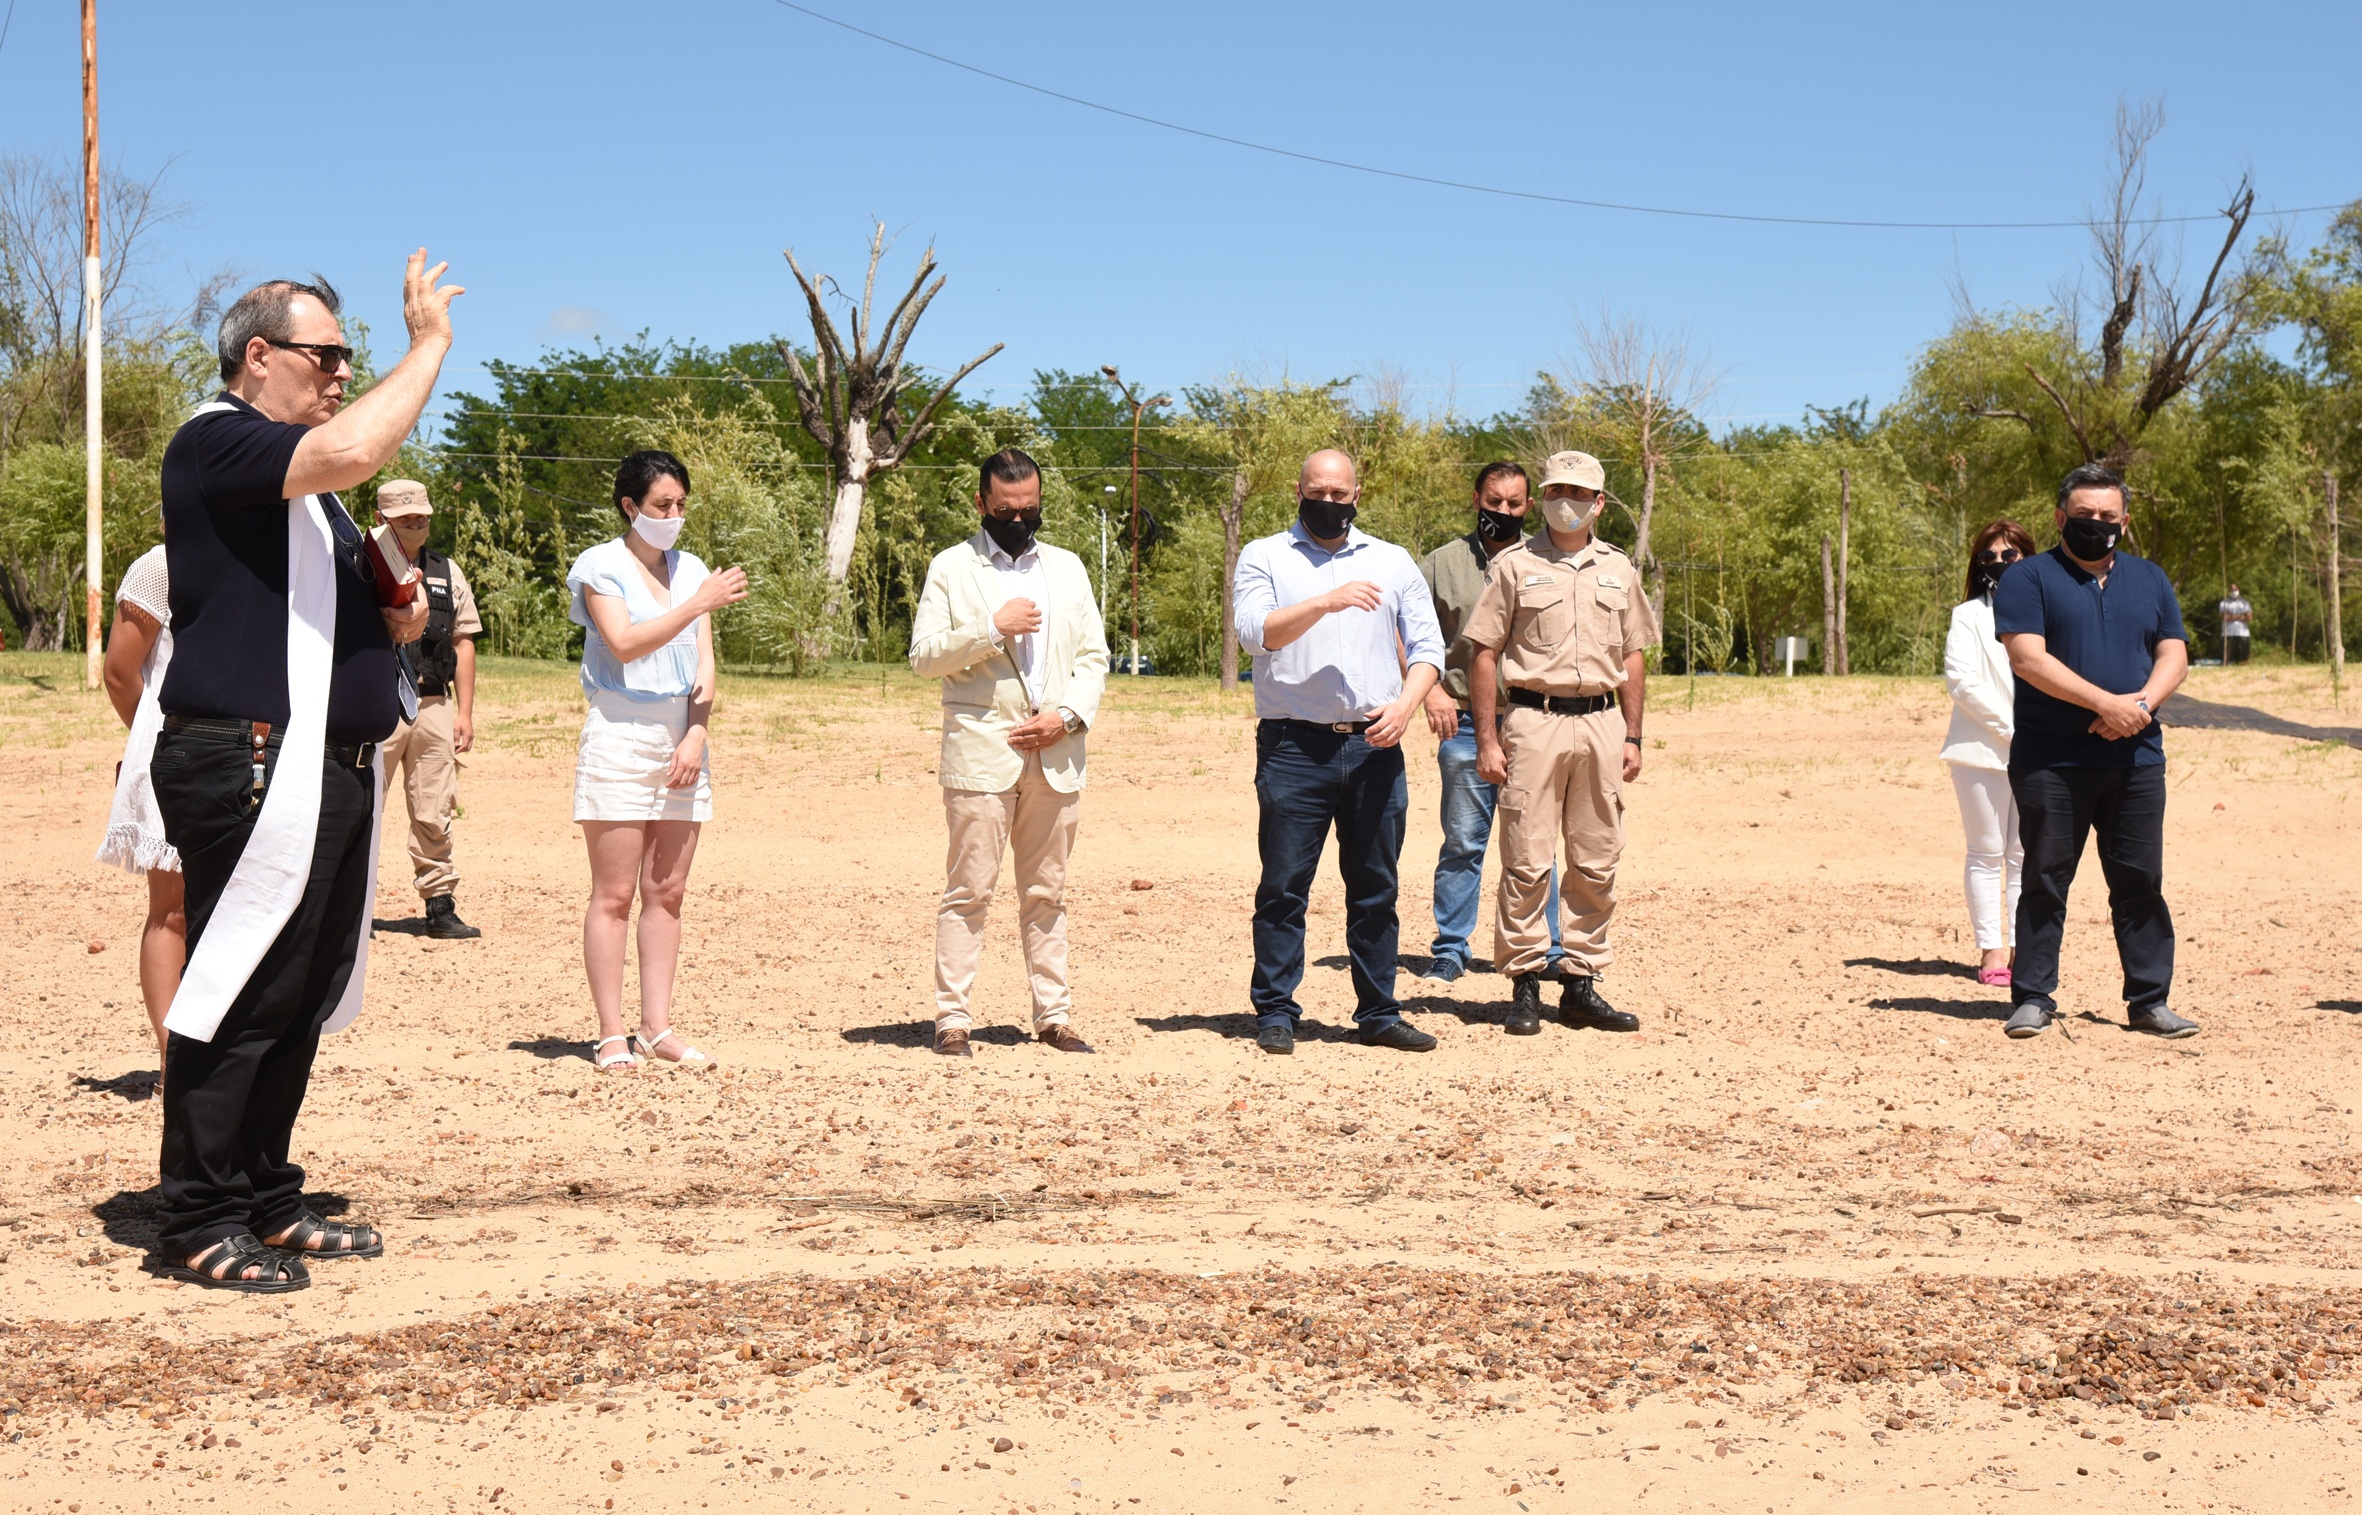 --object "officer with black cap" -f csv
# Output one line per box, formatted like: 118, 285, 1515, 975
375, 480, 484, 940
